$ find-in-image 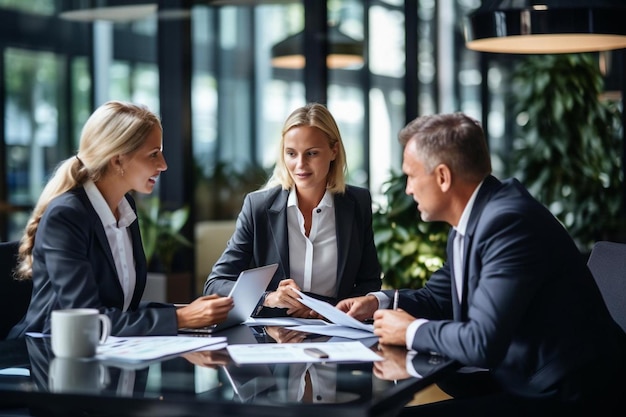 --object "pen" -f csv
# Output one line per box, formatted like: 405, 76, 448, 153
392, 289, 399, 311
